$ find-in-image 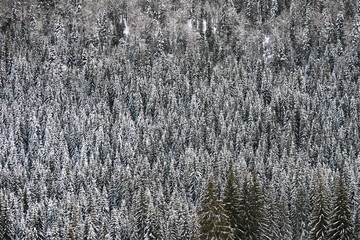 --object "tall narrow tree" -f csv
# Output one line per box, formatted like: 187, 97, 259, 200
223, 170, 243, 239
0, 194, 14, 240
327, 173, 354, 240
308, 172, 330, 240
198, 177, 234, 240
239, 171, 270, 240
